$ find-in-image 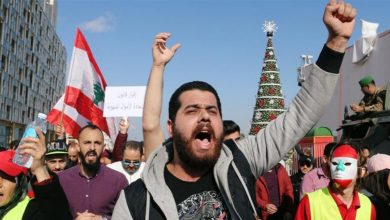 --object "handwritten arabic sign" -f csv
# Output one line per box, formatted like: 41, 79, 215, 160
103, 86, 146, 117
